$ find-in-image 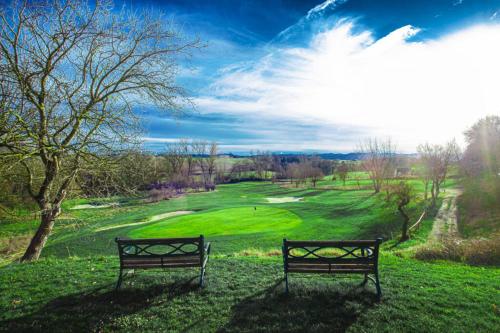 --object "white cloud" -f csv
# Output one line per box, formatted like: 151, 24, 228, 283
142, 137, 182, 143
198, 22, 500, 151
